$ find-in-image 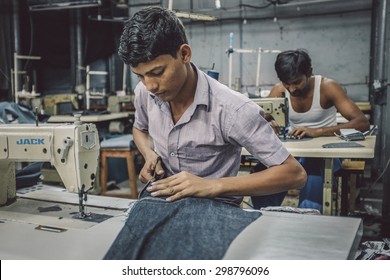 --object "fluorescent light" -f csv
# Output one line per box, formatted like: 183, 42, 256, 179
175, 11, 217, 21
29, 1, 100, 12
